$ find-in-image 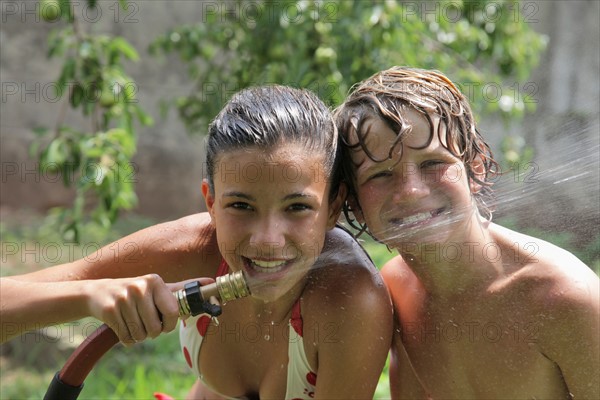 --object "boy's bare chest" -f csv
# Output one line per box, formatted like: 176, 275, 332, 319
395, 309, 570, 399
